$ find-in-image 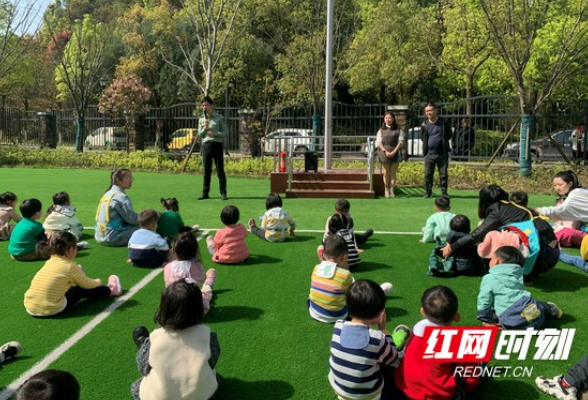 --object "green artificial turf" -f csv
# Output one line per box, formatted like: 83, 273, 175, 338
0, 168, 585, 400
